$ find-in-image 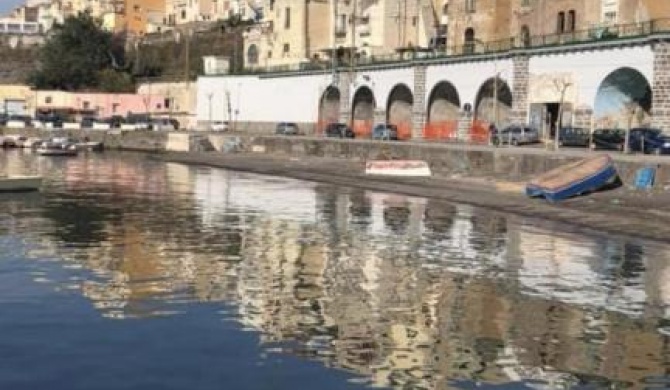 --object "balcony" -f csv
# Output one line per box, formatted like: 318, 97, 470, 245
240, 18, 670, 74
